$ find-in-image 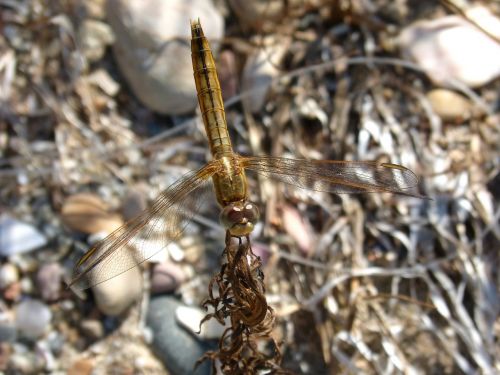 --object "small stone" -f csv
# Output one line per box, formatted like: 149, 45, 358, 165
228, 0, 302, 30
175, 305, 225, 340
0, 263, 19, 289
398, 7, 500, 88
242, 38, 288, 112
218, 50, 238, 101
82, 0, 106, 19
80, 319, 104, 340
68, 358, 94, 375
36, 263, 63, 302
15, 299, 52, 340
121, 186, 148, 221
61, 193, 123, 235
0, 342, 11, 371
88, 69, 120, 96
9, 352, 41, 374
19, 277, 34, 295
46, 331, 65, 356
3, 282, 22, 302
106, 0, 224, 115
426, 89, 472, 120
78, 19, 114, 62
0, 322, 17, 342
91, 262, 142, 316
0, 215, 47, 256
147, 296, 215, 375
151, 261, 186, 294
